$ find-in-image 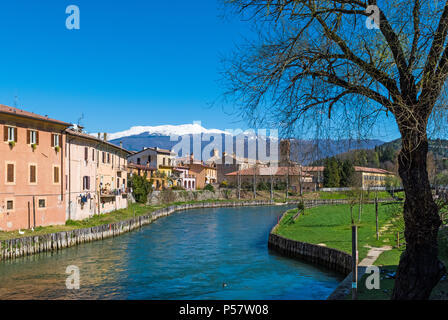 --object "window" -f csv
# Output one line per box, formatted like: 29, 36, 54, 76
6, 200, 14, 211
6, 163, 14, 183
27, 130, 38, 145
30, 164, 37, 183
102, 152, 106, 163
92, 149, 95, 161
107, 153, 110, 163
53, 166, 60, 184
51, 134, 60, 147
83, 176, 90, 190
163, 158, 166, 166
137, 158, 141, 165
84, 147, 88, 162
38, 199, 46, 208
4, 126, 17, 143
